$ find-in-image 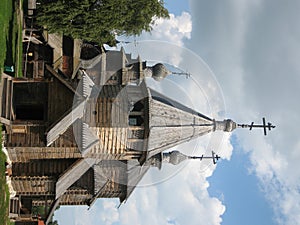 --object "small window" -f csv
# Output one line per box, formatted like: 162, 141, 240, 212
129, 116, 144, 126
129, 117, 137, 126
